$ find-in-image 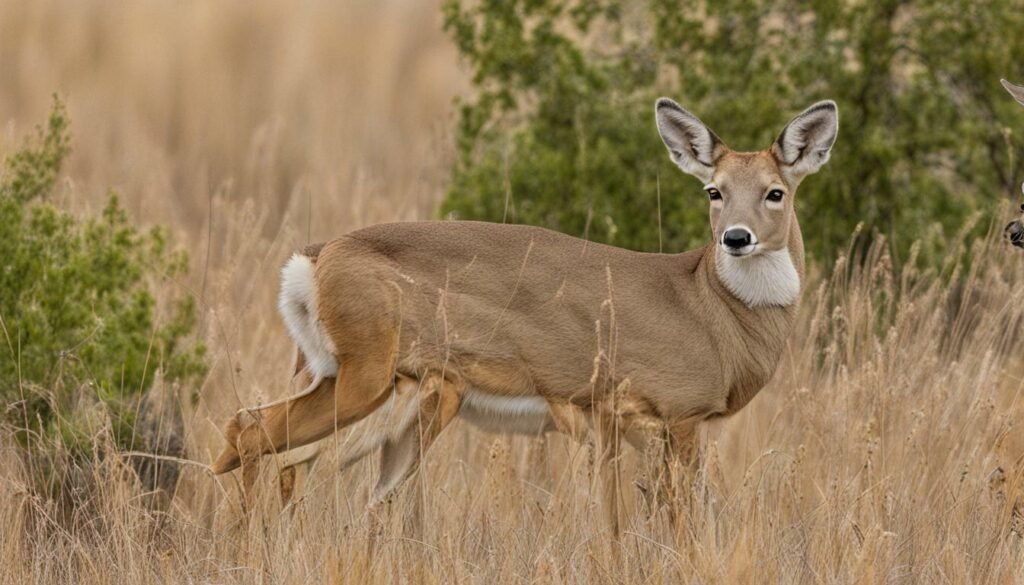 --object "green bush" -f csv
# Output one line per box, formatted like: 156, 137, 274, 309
441, 0, 1024, 264
0, 98, 206, 455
